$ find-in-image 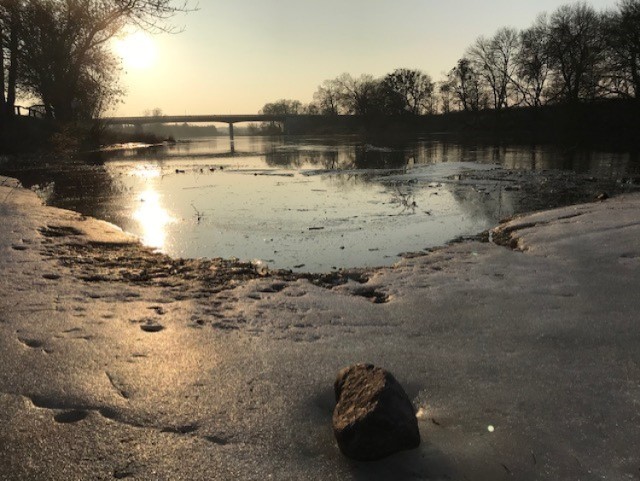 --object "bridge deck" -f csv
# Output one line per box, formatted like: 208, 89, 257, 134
102, 114, 289, 125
